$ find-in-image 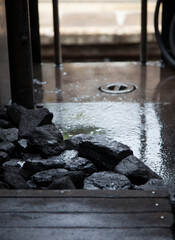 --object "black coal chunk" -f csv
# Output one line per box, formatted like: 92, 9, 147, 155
65, 134, 94, 151
114, 155, 161, 185
32, 168, 86, 188
49, 150, 79, 165
2, 167, 30, 189
27, 180, 38, 189
22, 153, 42, 161
84, 171, 131, 190
22, 158, 65, 178
28, 125, 66, 156
7, 103, 26, 127
22, 150, 78, 178
0, 119, 13, 129
17, 139, 28, 155
22, 150, 96, 179
50, 150, 97, 174
19, 108, 53, 138
48, 176, 76, 190
65, 156, 97, 174
65, 171, 87, 189
0, 128, 18, 143
0, 151, 9, 166
78, 135, 133, 170
32, 168, 68, 187
2, 159, 24, 169
0, 142, 15, 156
